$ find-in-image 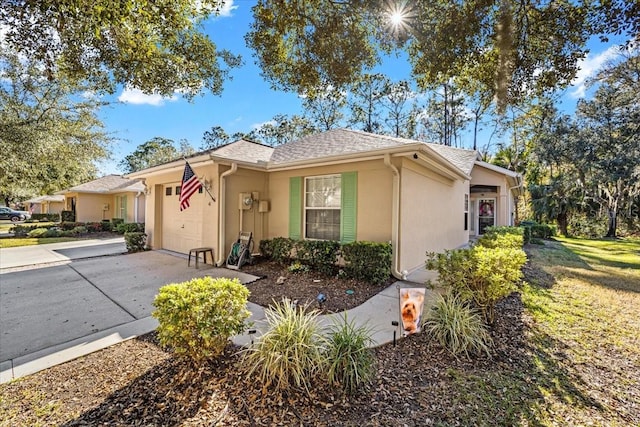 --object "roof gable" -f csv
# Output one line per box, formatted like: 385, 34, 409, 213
65, 175, 144, 193
212, 139, 274, 164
